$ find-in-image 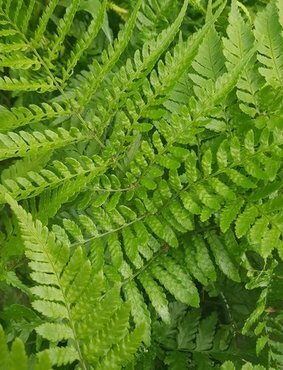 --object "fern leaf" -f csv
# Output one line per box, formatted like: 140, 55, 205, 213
192, 48, 255, 118
32, 0, 59, 46
207, 231, 240, 282
22, 0, 36, 34
62, 0, 108, 81
164, 351, 189, 370
223, 0, 262, 116
77, 0, 143, 107
192, 235, 217, 282
185, 245, 209, 286
95, 324, 145, 370
235, 205, 258, 238
225, 168, 257, 189
0, 76, 54, 92
0, 127, 84, 160
2, 102, 72, 132
47, 0, 81, 64
123, 281, 151, 346
220, 200, 245, 233
260, 225, 280, 259
0, 325, 53, 370
254, 1, 283, 87
0, 54, 39, 70
195, 312, 218, 351
151, 258, 199, 307
6, 195, 144, 368
144, 12, 223, 109
190, 25, 225, 85
139, 271, 170, 322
